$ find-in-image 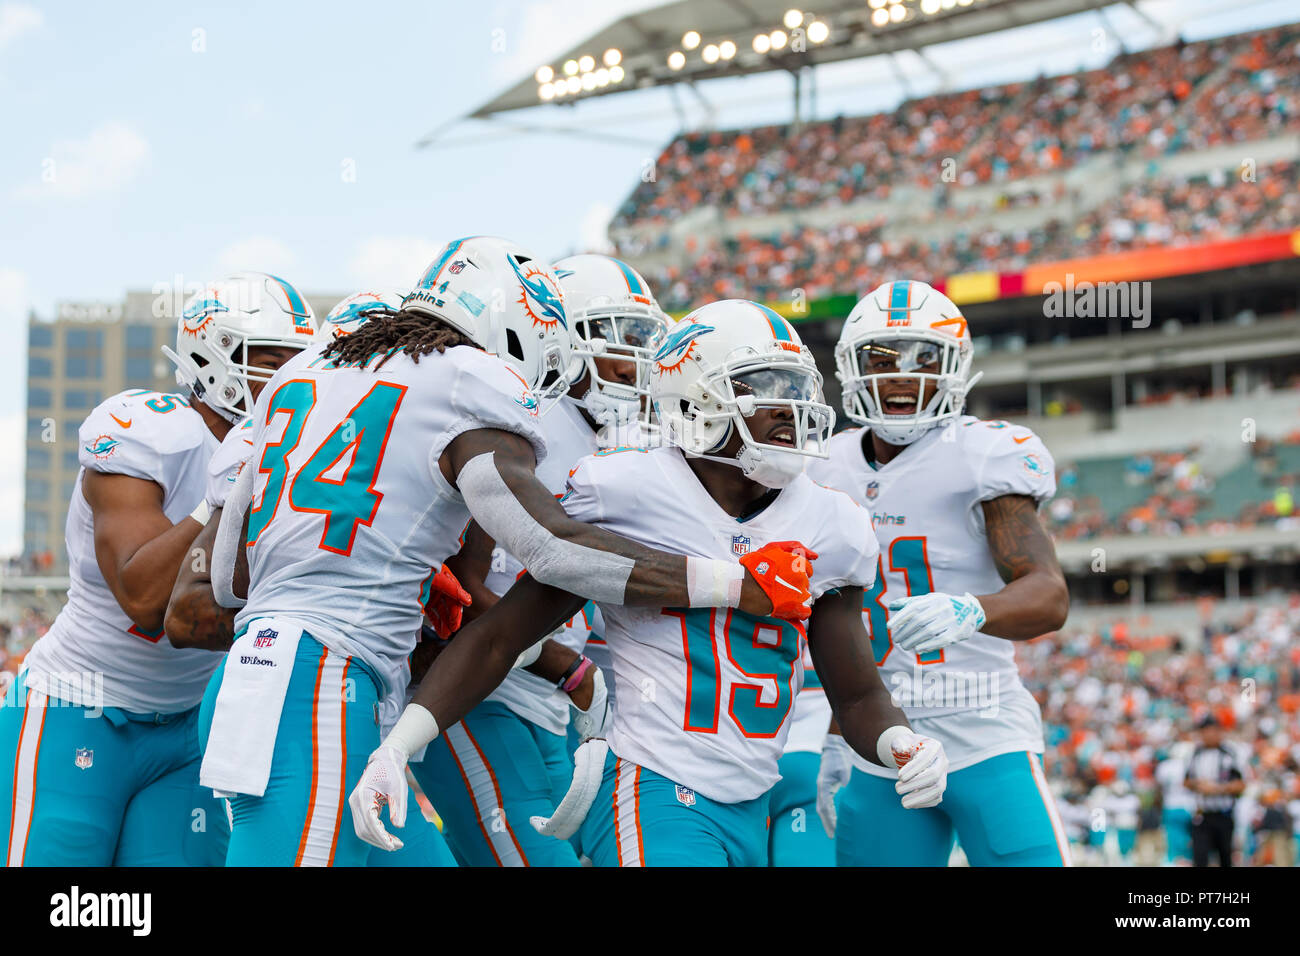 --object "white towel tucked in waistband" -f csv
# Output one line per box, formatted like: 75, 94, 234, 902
200, 617, 301, 798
